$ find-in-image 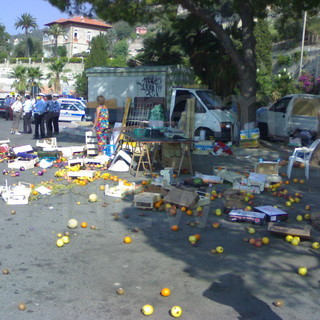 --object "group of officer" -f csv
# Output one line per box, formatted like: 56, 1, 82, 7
6, 93, 61, 139
32, 93, 61, 139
